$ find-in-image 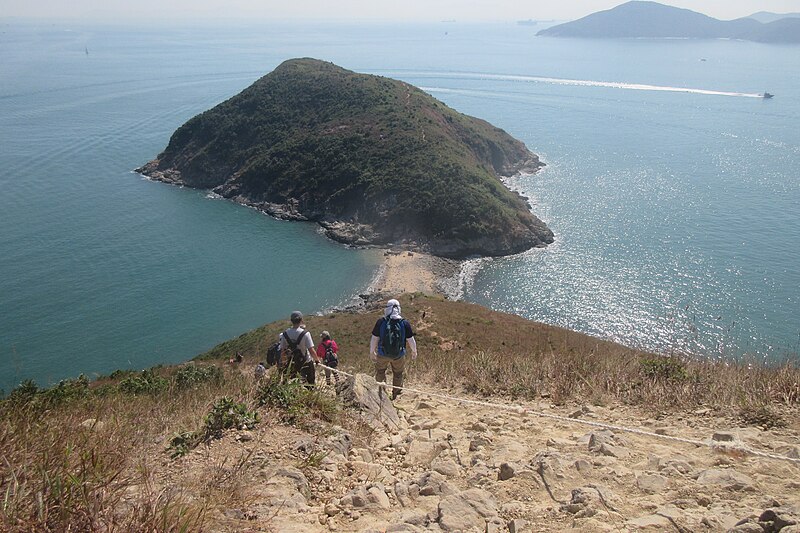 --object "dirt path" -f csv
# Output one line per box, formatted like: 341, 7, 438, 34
158, 371, 800, 532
